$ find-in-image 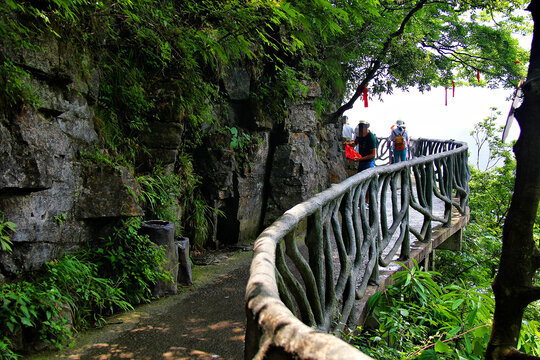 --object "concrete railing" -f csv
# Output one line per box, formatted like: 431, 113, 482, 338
244, 139, 470, 359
